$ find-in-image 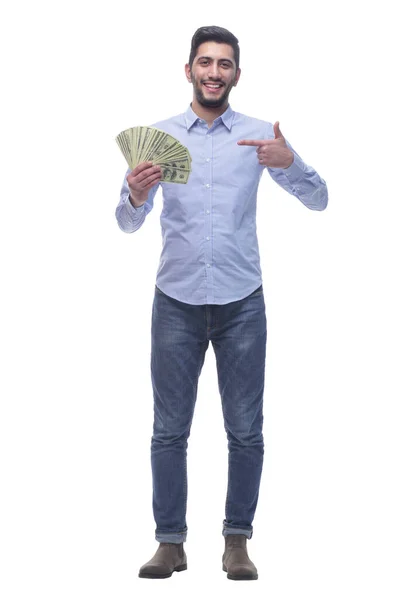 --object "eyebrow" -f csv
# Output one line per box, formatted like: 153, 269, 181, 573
197, 56, 234, 65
